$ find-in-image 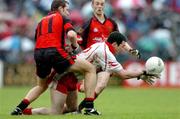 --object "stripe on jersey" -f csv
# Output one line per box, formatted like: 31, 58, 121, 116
85, 45, 99, 60
104, 43, 107, 71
